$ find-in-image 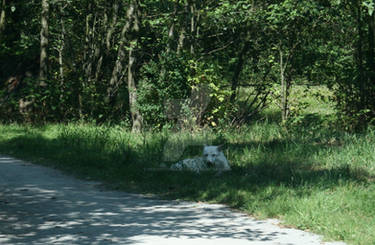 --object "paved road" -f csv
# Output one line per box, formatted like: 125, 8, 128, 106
0, 155, 346, 245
